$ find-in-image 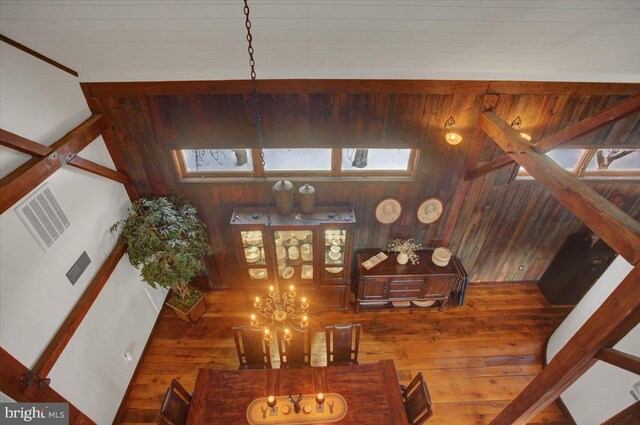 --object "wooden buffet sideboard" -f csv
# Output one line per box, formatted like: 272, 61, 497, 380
230, 206, 356, 310
354, 249, 468, 312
